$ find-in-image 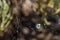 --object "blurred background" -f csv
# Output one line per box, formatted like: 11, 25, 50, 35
0, 0, 60, 40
